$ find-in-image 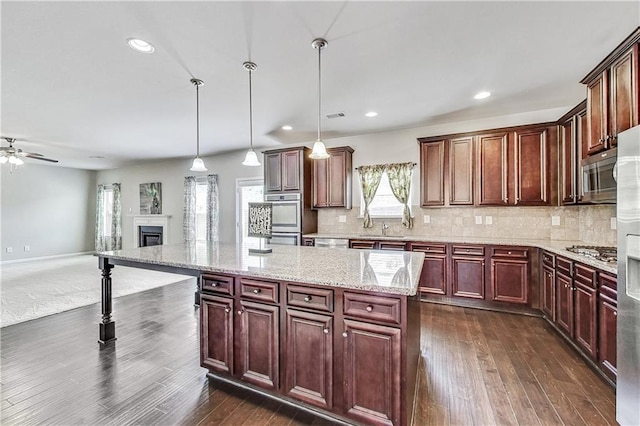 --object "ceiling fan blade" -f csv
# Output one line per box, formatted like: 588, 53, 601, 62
23, 153, 58, 163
